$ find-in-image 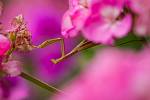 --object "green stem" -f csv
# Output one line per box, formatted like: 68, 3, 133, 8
115, 39, 145, 47
20, 72, 63, 93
